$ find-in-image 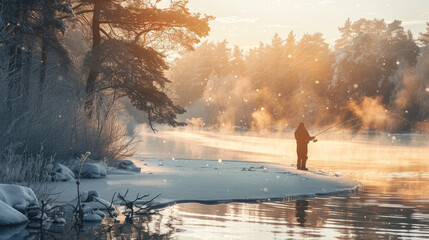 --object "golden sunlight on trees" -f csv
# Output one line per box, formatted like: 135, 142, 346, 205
170, 19, 429, 132
0, 0, 212, 168
71, 0, 213, 129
